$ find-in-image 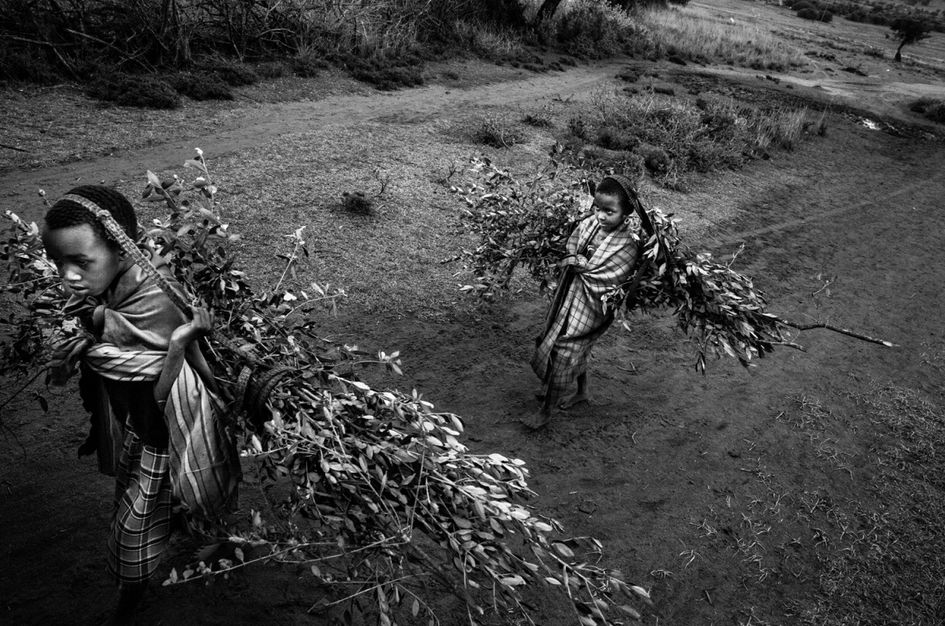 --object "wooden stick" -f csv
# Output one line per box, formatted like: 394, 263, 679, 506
776, 317, 898, 348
